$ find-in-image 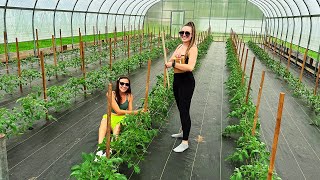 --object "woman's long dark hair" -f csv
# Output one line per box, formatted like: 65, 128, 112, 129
115, 76, 131, 105
184, 21, 196, 58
